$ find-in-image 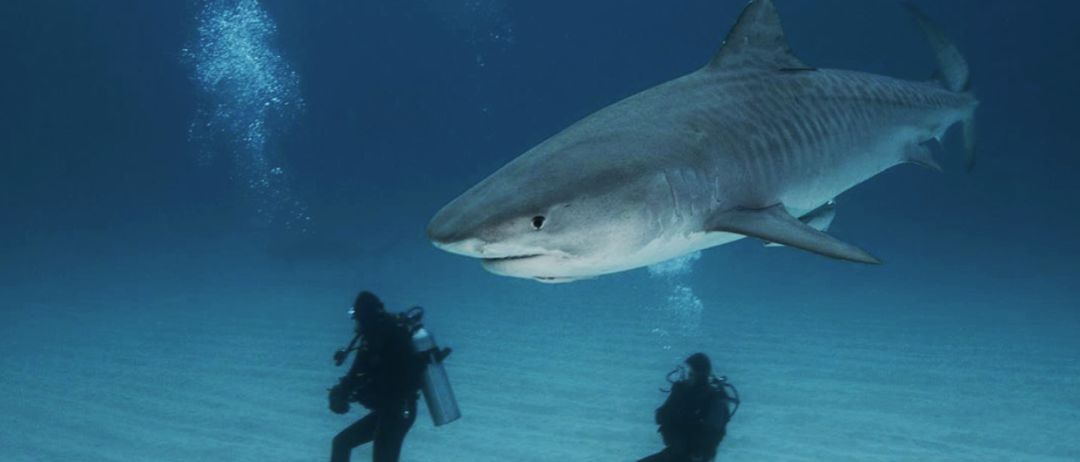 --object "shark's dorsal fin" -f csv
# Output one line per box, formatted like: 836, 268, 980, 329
708, 0, 807, 71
